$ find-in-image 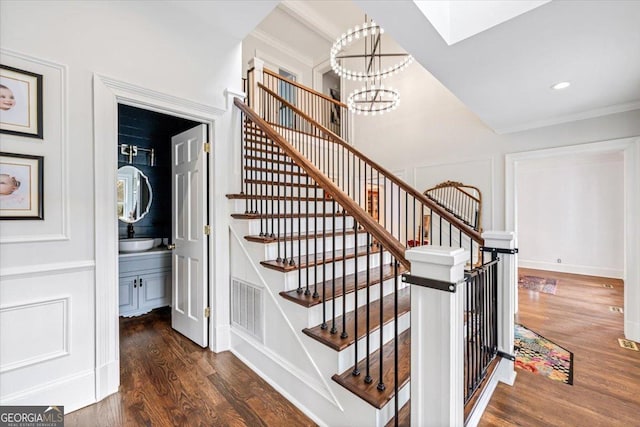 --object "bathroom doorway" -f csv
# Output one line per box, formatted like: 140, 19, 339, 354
116, 105, 209, 347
